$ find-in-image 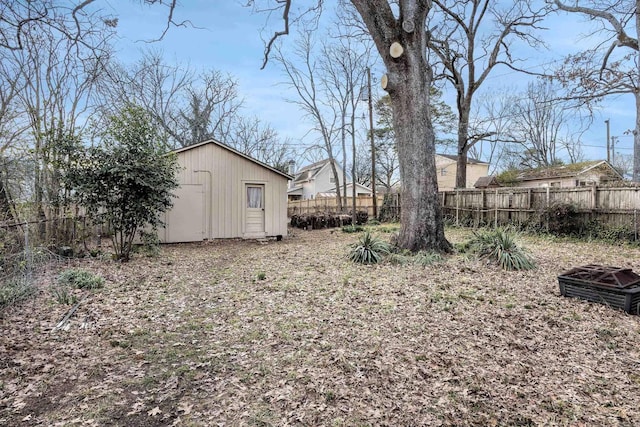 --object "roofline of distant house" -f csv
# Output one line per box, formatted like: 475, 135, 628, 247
517, 160, 623, 181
